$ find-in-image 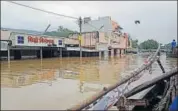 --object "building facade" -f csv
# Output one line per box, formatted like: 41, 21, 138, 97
0, 30, 100, 60
0, 30, 65, 60
81, 16, 131, 57
1, 16, 132, 60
